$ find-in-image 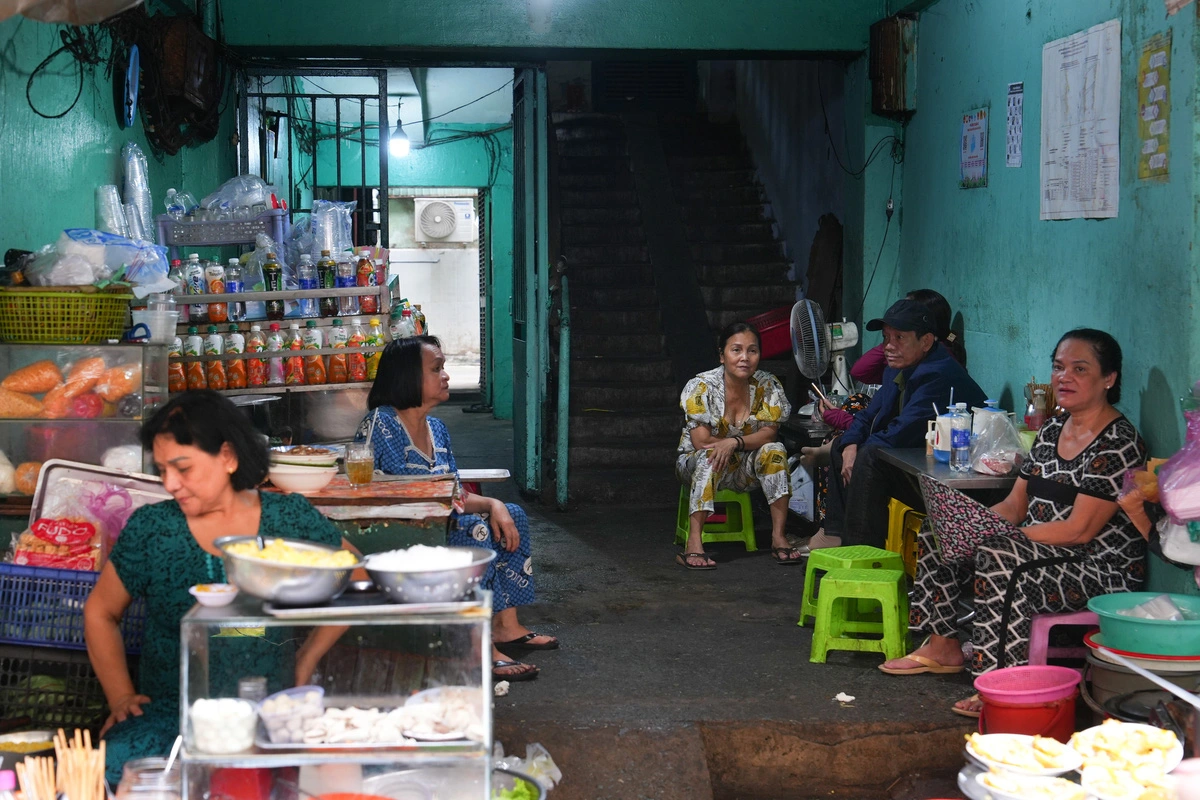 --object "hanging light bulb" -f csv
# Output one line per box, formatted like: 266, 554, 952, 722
389, 101, 410, 158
